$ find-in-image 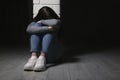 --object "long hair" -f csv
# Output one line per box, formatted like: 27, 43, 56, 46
32, 6, 63, 44
33, 6, 60, 22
